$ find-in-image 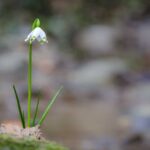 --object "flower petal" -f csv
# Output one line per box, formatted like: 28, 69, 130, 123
25, 27, 48, 44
